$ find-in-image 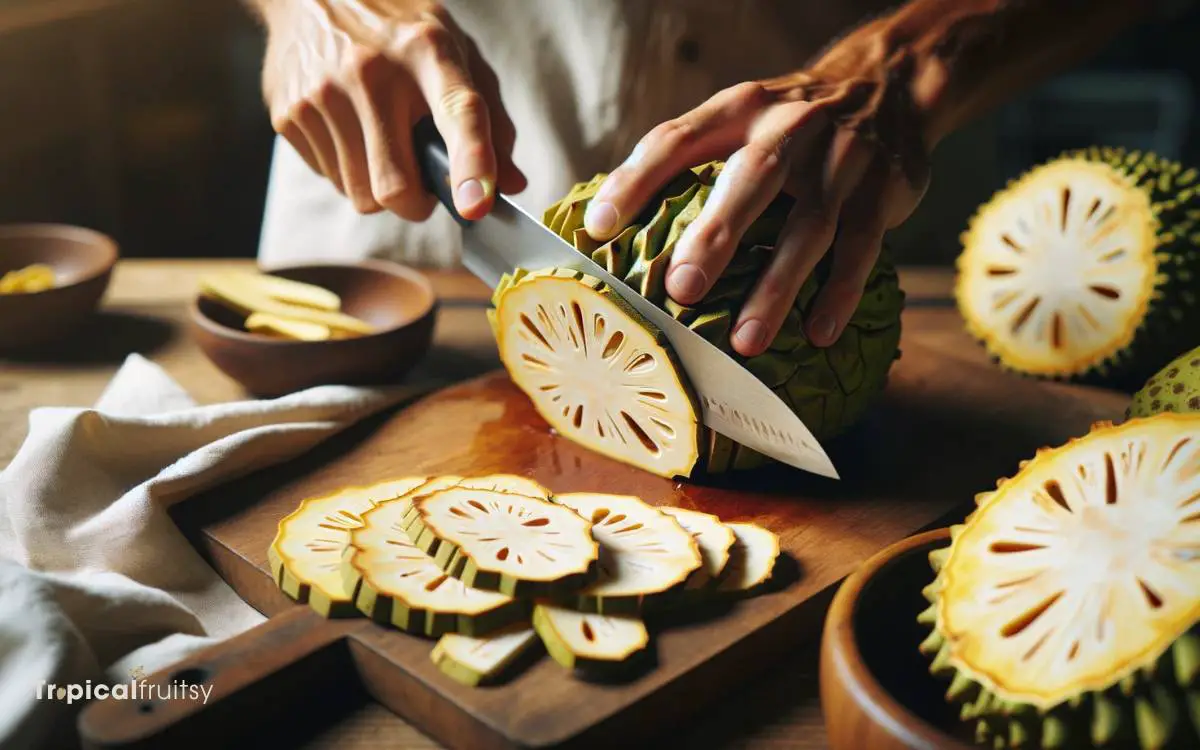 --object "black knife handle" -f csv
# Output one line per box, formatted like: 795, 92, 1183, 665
413, 115, 471, 228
